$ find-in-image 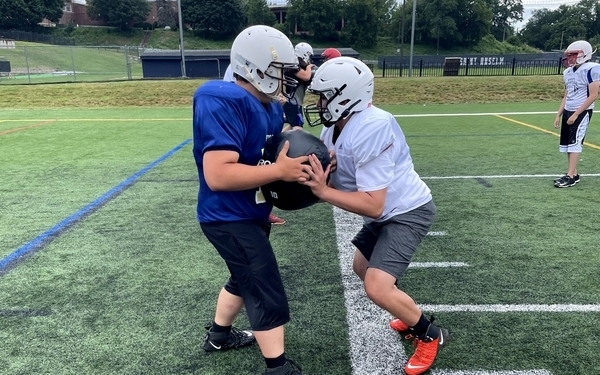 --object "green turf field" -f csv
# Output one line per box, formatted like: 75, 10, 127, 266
1, 103, 599, 375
